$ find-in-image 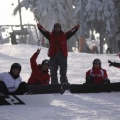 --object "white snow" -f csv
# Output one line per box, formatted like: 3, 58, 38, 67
0, 44, 120, 120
